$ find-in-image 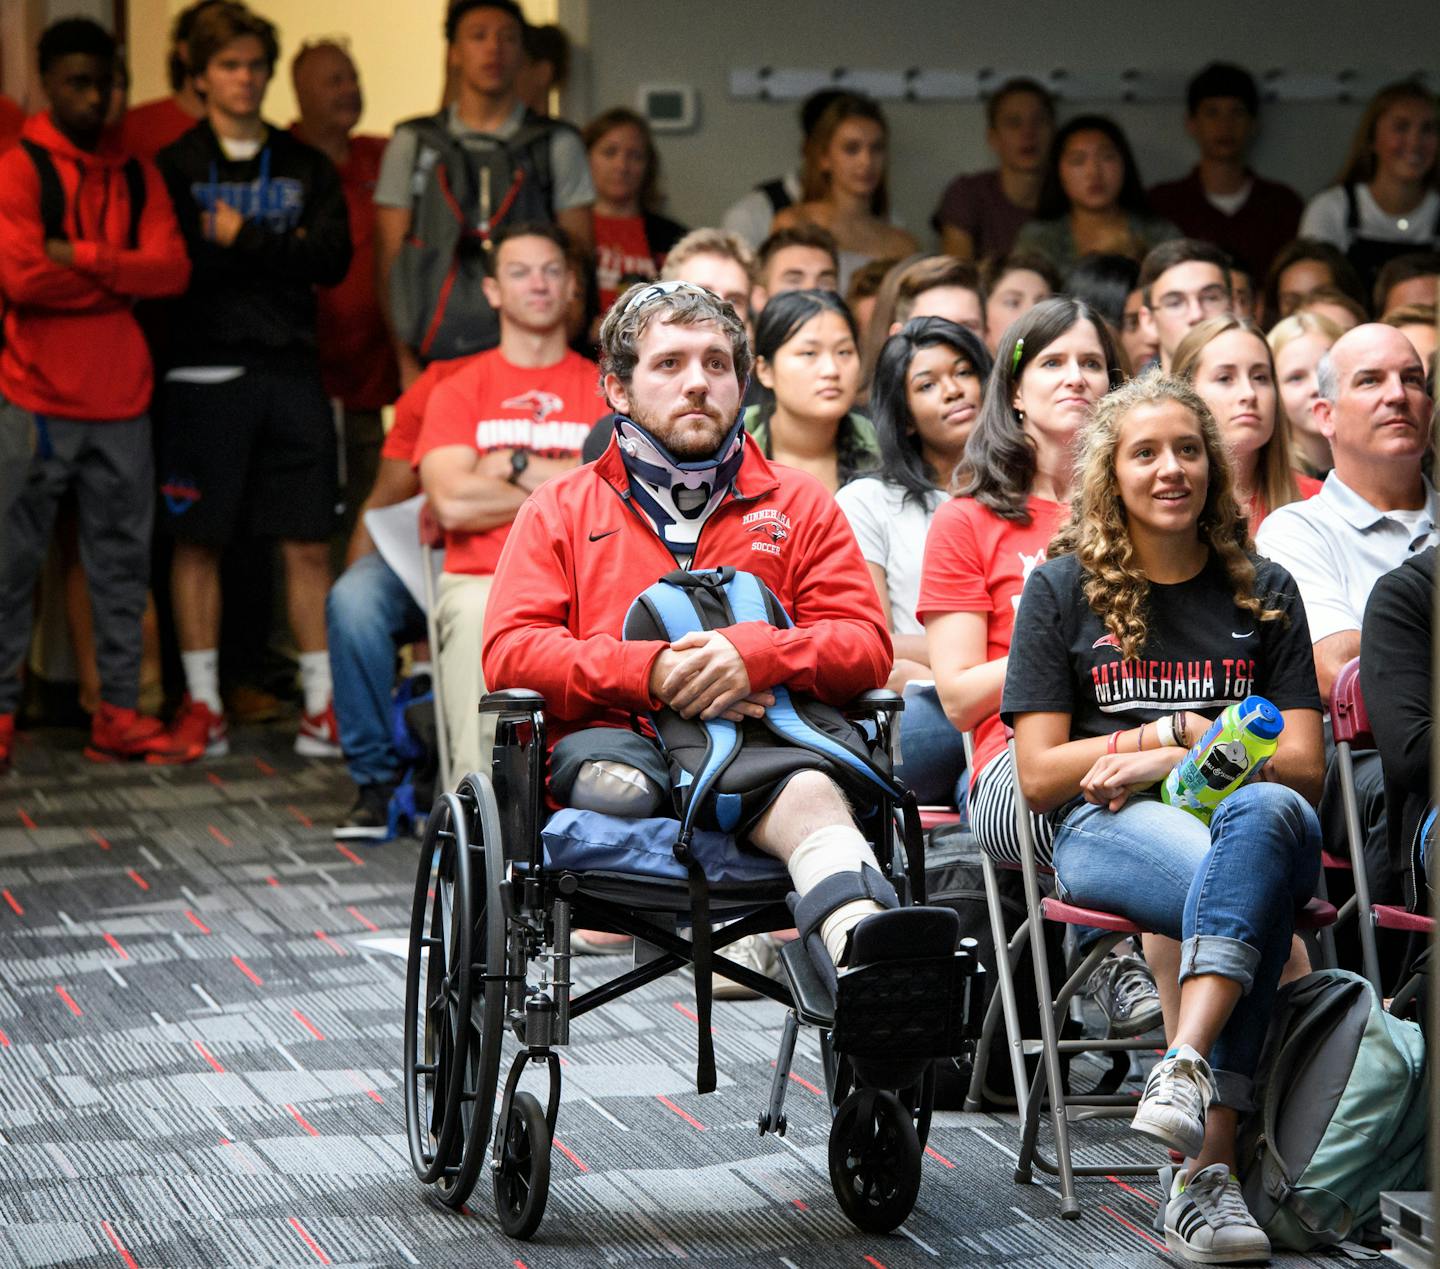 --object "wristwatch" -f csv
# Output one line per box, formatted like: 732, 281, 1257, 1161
507, 449, 530, 485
